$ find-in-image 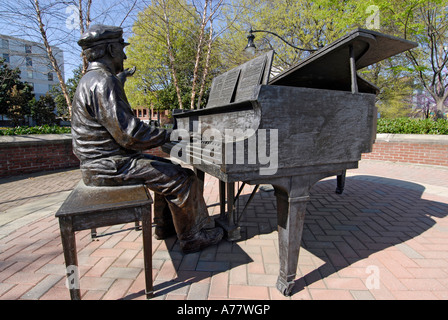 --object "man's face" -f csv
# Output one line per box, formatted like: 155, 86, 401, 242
112, 43, 127, 74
